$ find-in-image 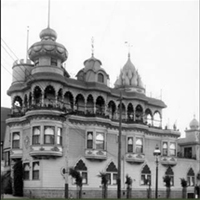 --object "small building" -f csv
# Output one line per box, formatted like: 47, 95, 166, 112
2, 25, 200, 198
